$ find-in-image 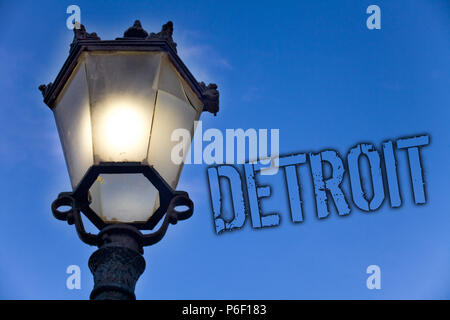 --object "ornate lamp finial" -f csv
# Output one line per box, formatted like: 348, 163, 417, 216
200, 82, 219, 116
38, 83, 53, 98
70, 23, 101, 51
123, 20, 149, 39
148, 21, 177, 52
